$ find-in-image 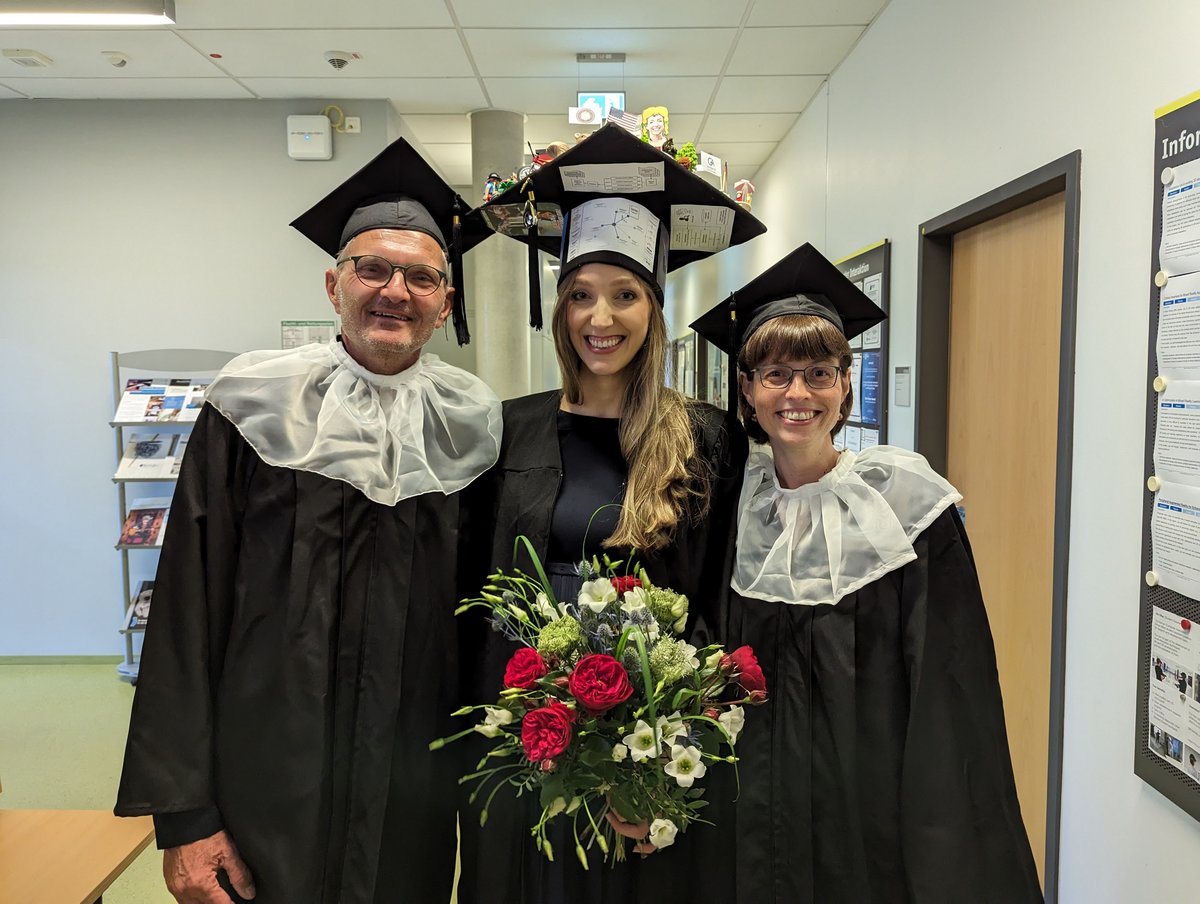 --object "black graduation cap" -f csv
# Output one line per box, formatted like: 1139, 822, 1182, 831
689, 242, 887, 357
462, 122, 766, 329
290, 138, 474, 345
